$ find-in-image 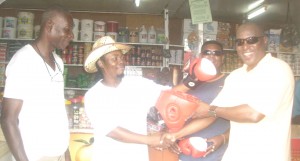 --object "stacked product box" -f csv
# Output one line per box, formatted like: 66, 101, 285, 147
182, 19, 199, 52
267, 29, 281, 53
0, 43, 7, 87
203, 21, 218, 42
0, 43, 6, 87
0, 43, 7, 62
124, 46, 163, 67
216, 22, 231, 49
222, 51, 243, 73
